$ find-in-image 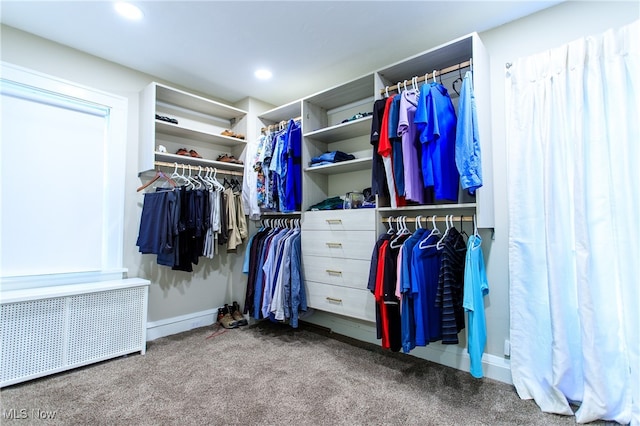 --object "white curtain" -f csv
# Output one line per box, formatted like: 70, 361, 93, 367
506, 20, 639, 424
